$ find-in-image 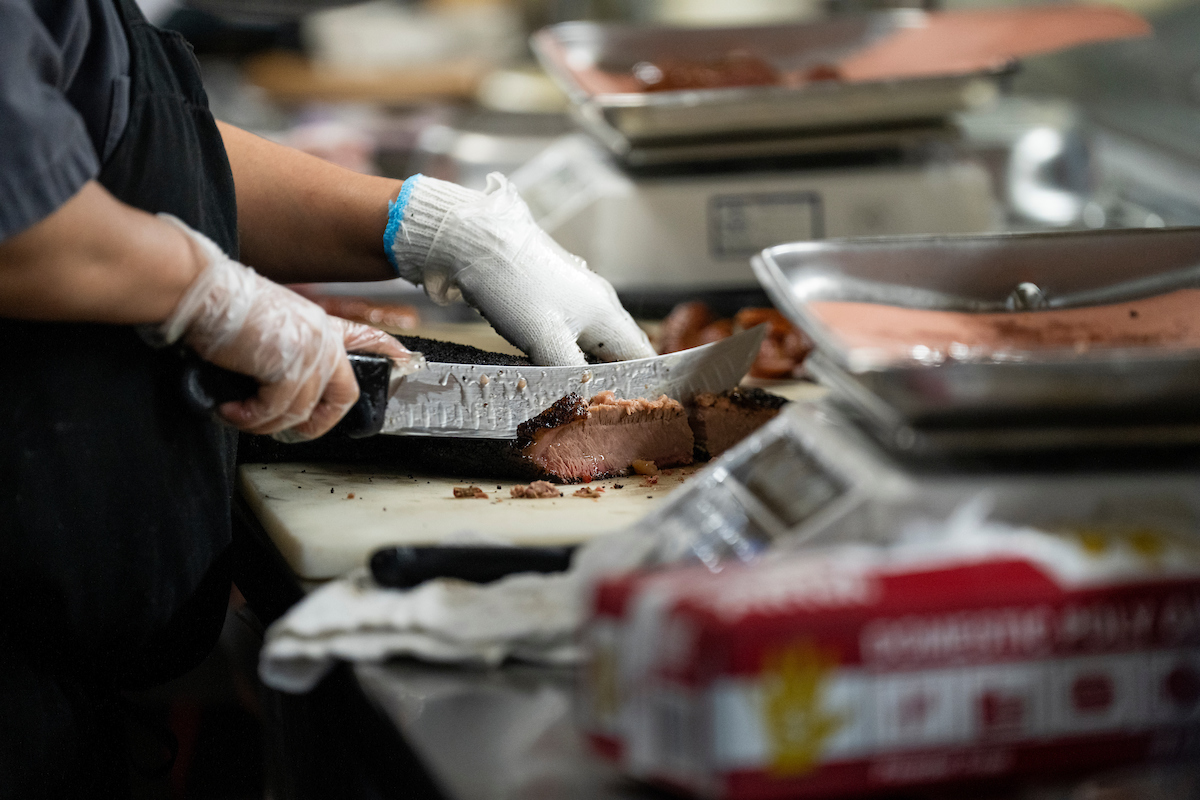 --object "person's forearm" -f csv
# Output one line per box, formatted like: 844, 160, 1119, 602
217, 121, 403, 284
0, 181, 202, 323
